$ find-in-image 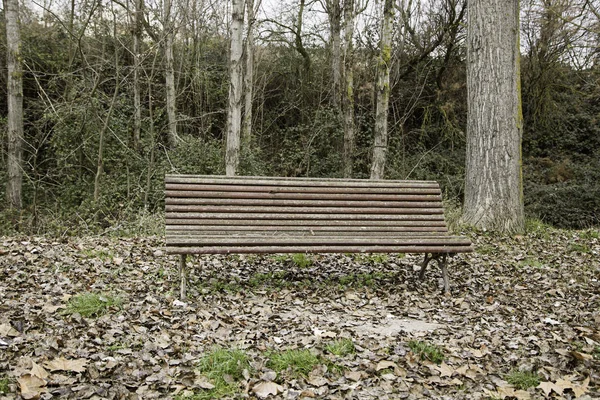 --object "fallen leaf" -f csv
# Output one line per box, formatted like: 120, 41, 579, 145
538, 381, 557, 397
571, 351, 593, 361
376, 360, 397, 371
432, 362, 453, 377
18, 374, 47, 400
0, 323, 19, 337
253, 381, 284, 398
572, 377, 590, 398
345, 370, 362, 382
44, 357, 87, 373
30, 362, 49, 380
